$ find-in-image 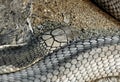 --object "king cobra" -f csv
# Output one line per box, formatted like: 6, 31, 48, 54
0, 0, 120, 82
